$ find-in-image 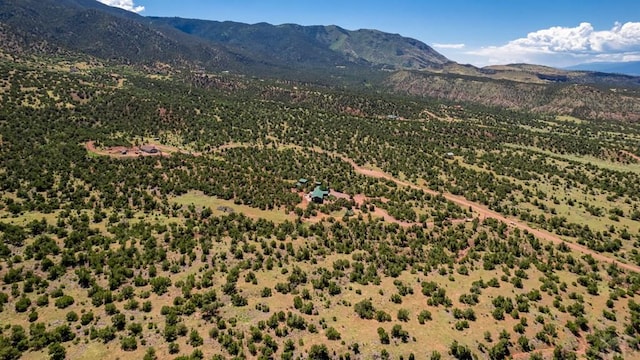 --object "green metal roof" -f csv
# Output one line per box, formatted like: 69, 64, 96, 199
311, 186, 330, 199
